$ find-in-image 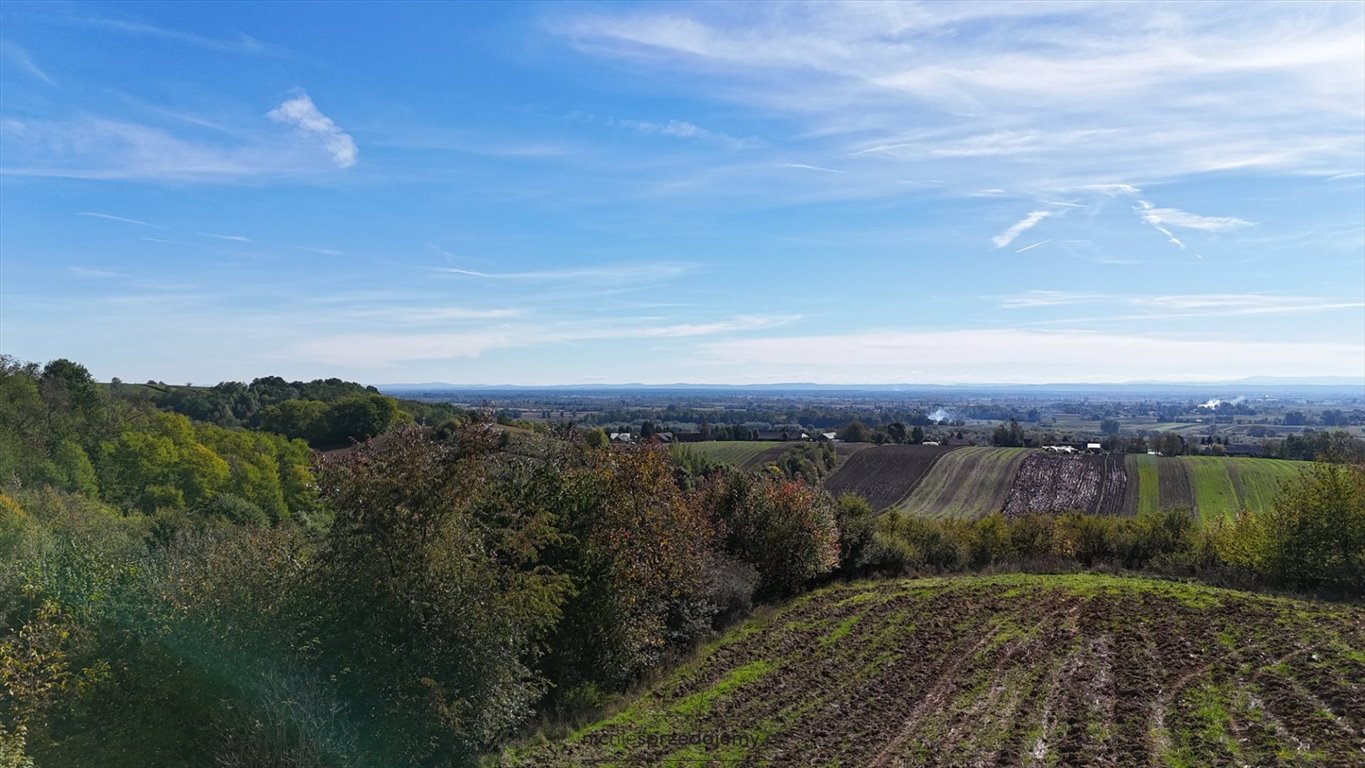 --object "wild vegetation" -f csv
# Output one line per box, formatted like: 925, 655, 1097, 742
2, 356, 1361, 767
